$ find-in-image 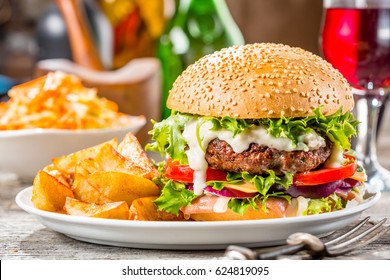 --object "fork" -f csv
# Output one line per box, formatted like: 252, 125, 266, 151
224, 217, 389, 260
